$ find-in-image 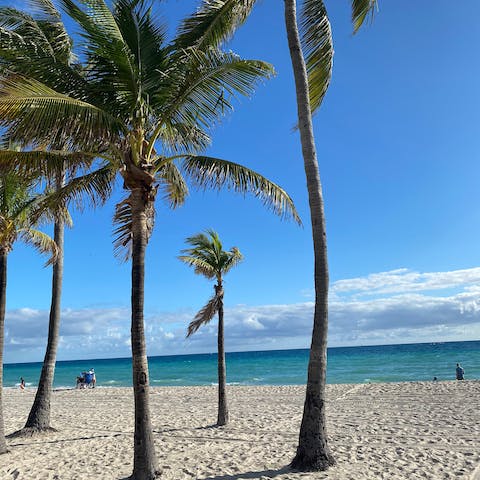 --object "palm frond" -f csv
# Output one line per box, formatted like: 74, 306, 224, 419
182, 155, 301, 224
221, 246, 243, 275
28, 0, 61, 19
351, 0, 377, 33
19, 227, 58, 265
114, 0, 168, 98
58, 0, 139, 112
178, 254, 216, 279
0, 75, 124, 146
176, 0, 256, 51
0, 149, 95, 180
152, 122, 211, 156
155, 159, 189, 209
28, 0, 73, 62
300, 0, 333, 114
40, 163, 117, 212
156, 48, 274, 134
0, 8, 53, 55
186, 293, 221, 337
59, 0, 125, 44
